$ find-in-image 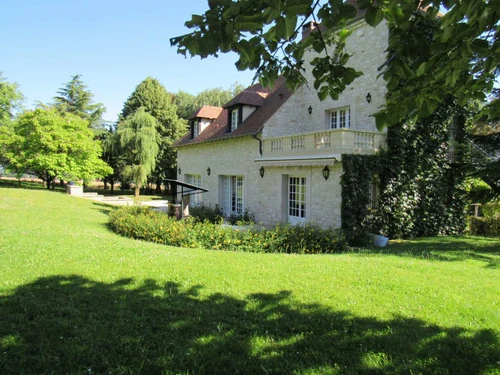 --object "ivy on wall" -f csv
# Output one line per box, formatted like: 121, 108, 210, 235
341, 99, 467, 243
340, 154, 380, 245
